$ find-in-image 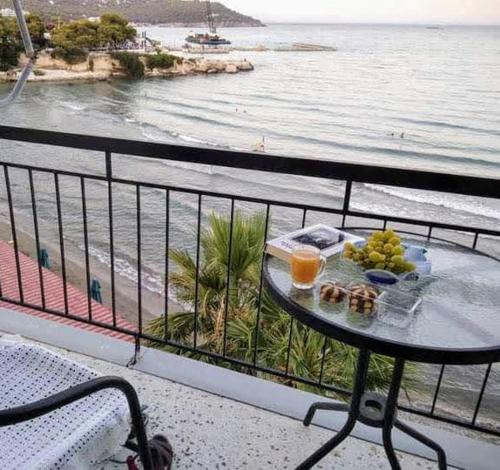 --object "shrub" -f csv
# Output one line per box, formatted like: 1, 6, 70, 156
33, 69, 45, 76
111, 51, 144, 79
144, 53, 178, 70
52, 46, 88, 65
0, 15, 21, 71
